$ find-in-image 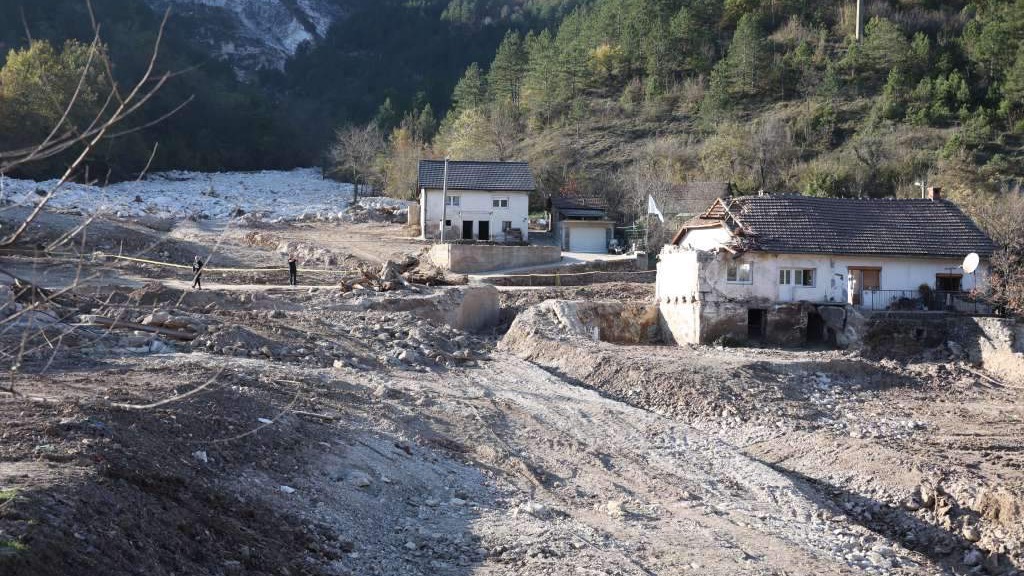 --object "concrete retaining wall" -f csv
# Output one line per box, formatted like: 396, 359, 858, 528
429, 243, 560, 274
479, 257, 652, 287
